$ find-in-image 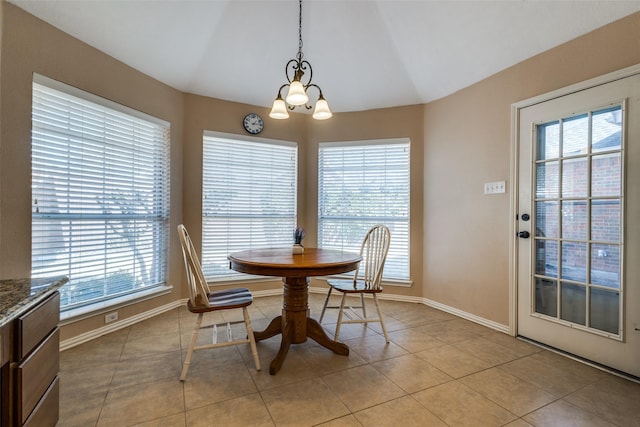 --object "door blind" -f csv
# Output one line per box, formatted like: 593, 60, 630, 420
31, 77, 170, 310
